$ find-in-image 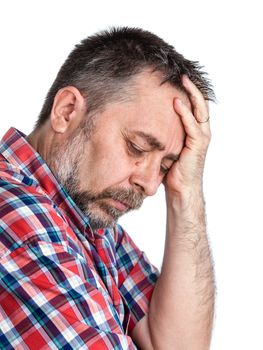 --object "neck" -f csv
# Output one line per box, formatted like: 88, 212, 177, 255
26, 124, 55, 170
